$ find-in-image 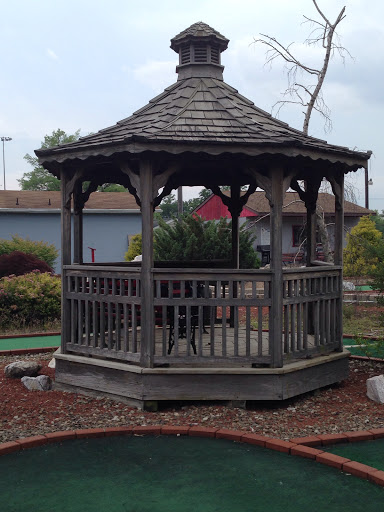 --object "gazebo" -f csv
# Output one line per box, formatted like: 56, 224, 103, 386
36, 22, 371, 409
